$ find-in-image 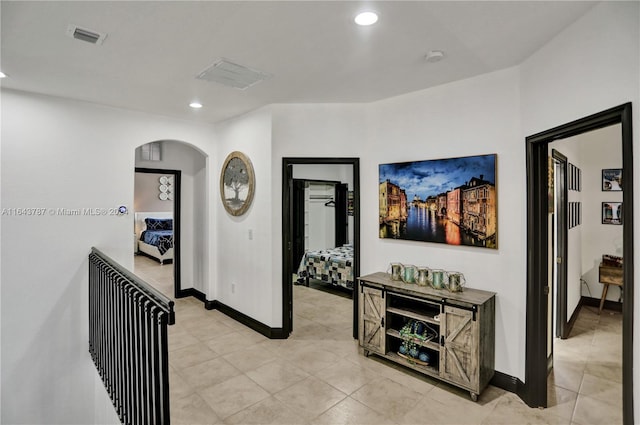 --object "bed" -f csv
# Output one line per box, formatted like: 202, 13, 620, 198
296, 244, 354, 290
134, 212, 174, 264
